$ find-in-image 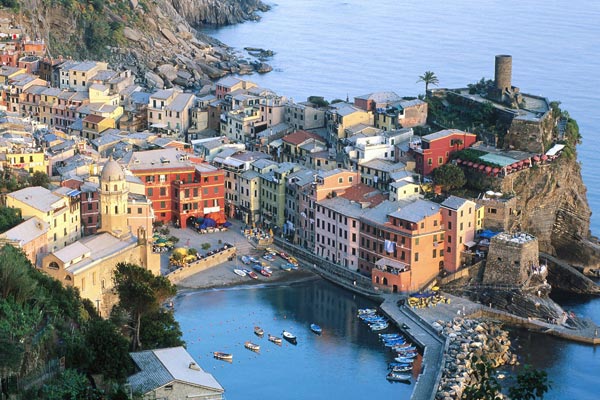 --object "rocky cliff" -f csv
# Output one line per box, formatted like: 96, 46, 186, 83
500, 153, 600, 268
14, 0, 271, 89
